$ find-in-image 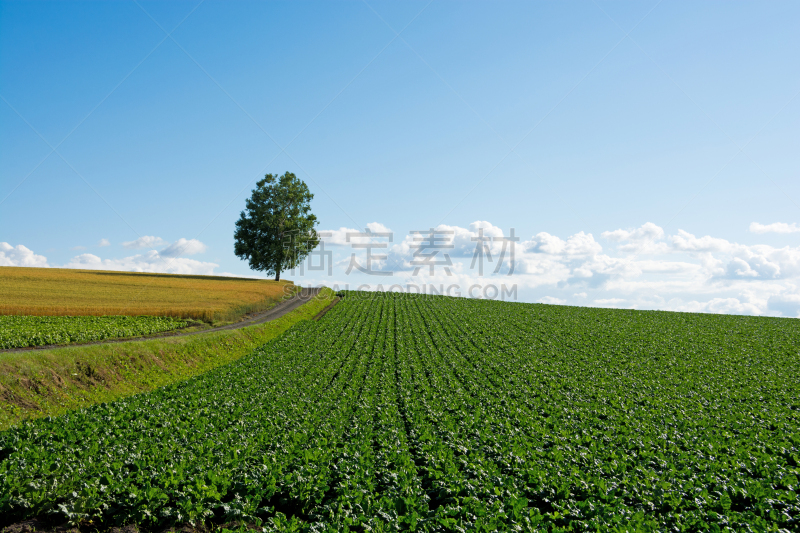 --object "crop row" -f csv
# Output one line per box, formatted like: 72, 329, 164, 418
0, 315, 189, 349
0, 292, 798, 530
